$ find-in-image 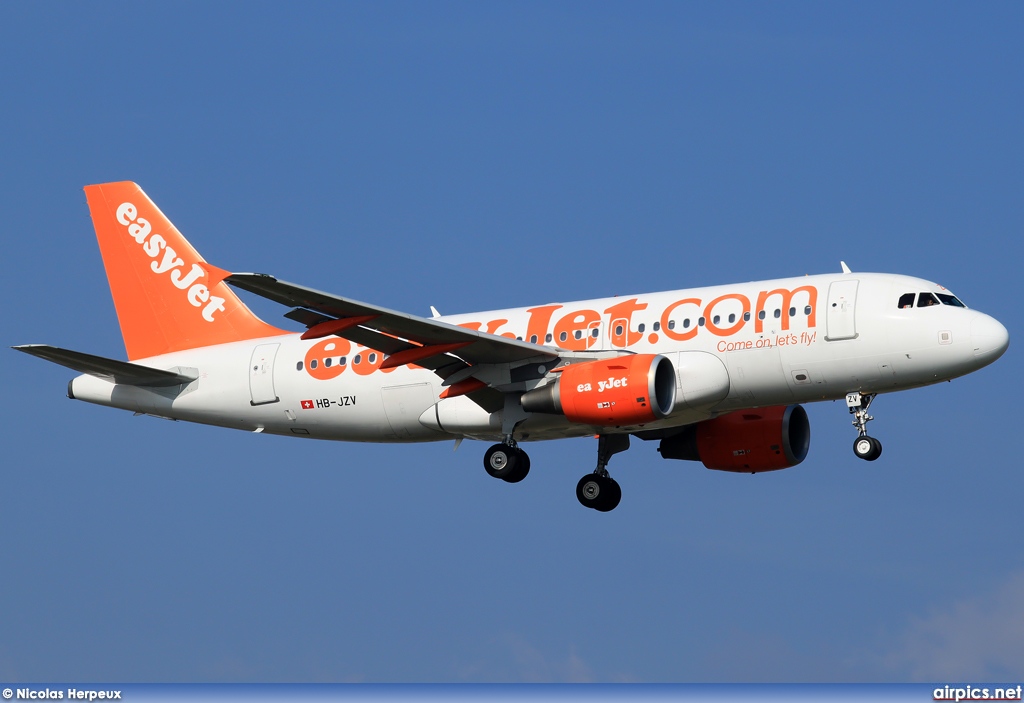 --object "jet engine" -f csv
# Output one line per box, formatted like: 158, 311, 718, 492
658, 404, 810, 472
521, 354, 676, 426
